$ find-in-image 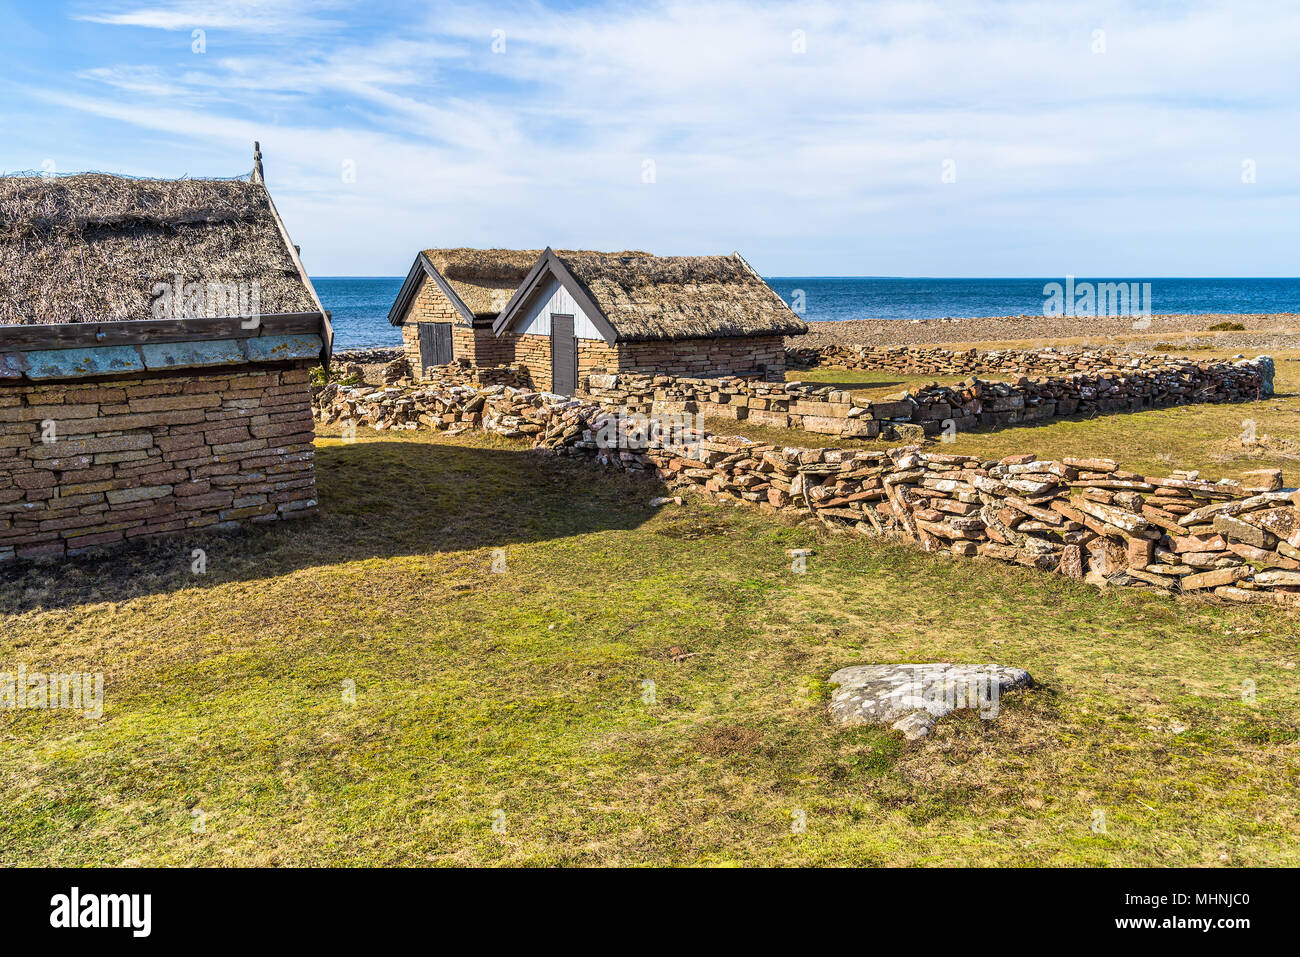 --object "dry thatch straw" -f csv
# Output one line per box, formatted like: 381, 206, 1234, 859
423, 247, 649, 318
0, 173, 317, 325
556, 252, 808, 342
